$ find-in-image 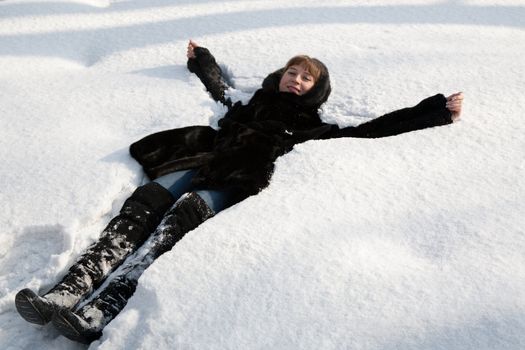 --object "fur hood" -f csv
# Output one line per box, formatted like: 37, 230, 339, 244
261, 61, 331, 110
